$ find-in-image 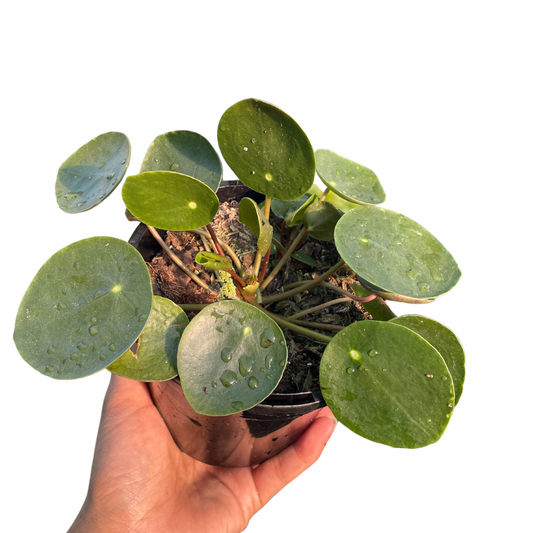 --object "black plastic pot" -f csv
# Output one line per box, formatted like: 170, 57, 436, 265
128, 180, 327, 467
